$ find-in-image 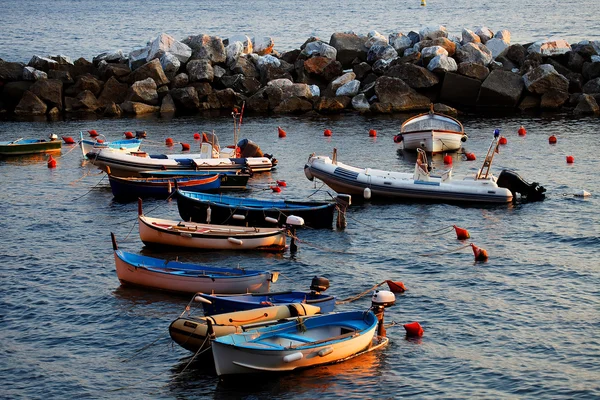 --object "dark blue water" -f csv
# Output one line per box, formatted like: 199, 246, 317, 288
2, 0, 600, 398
